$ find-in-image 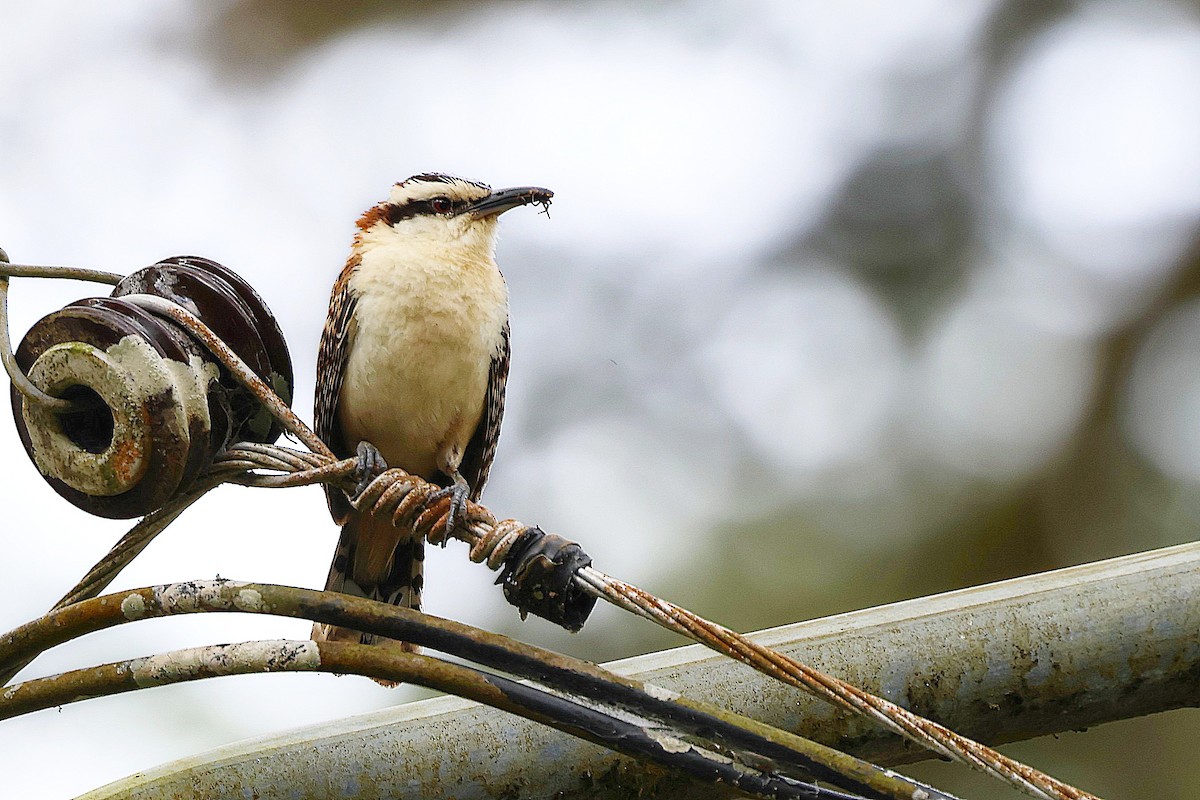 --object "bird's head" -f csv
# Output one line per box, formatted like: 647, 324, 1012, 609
355, 173, 553, 258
